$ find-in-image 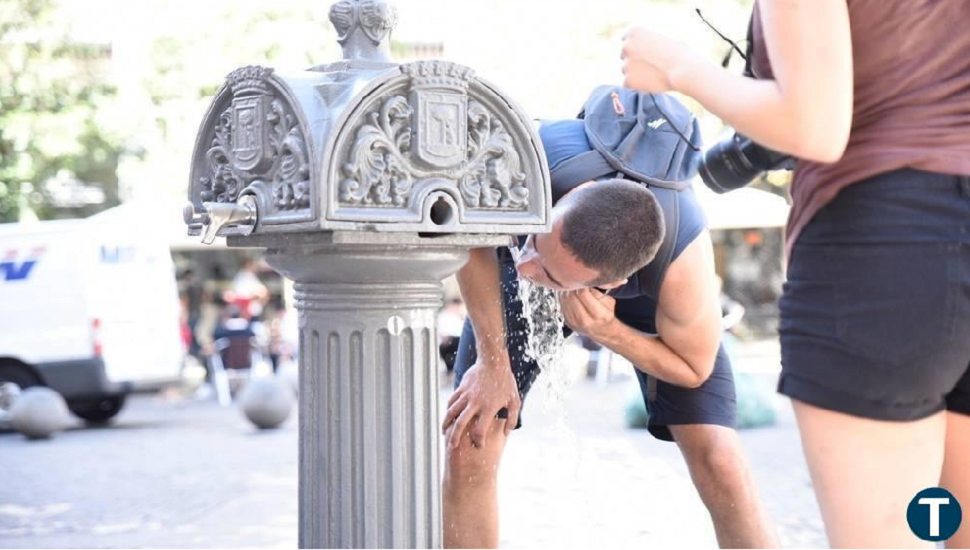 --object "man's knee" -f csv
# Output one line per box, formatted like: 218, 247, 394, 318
443, 432, 506, 491
696, 446, 748, 488
673, 425, 750, 493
